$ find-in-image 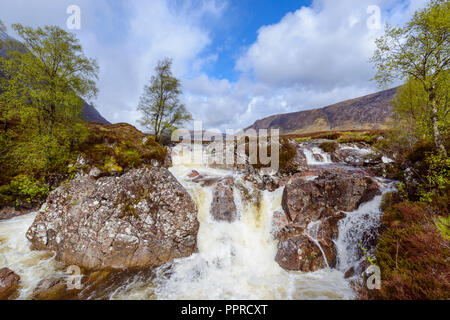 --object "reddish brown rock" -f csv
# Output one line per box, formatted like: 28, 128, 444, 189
210, 178, 237, 222
0, 207, 35, 221
188, 170, 200, 179
26, 167, 199, 270
271, 210, 290, 239
282, 169, 380, 225
275, 233, 327, 272
0, 268, 20, 300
